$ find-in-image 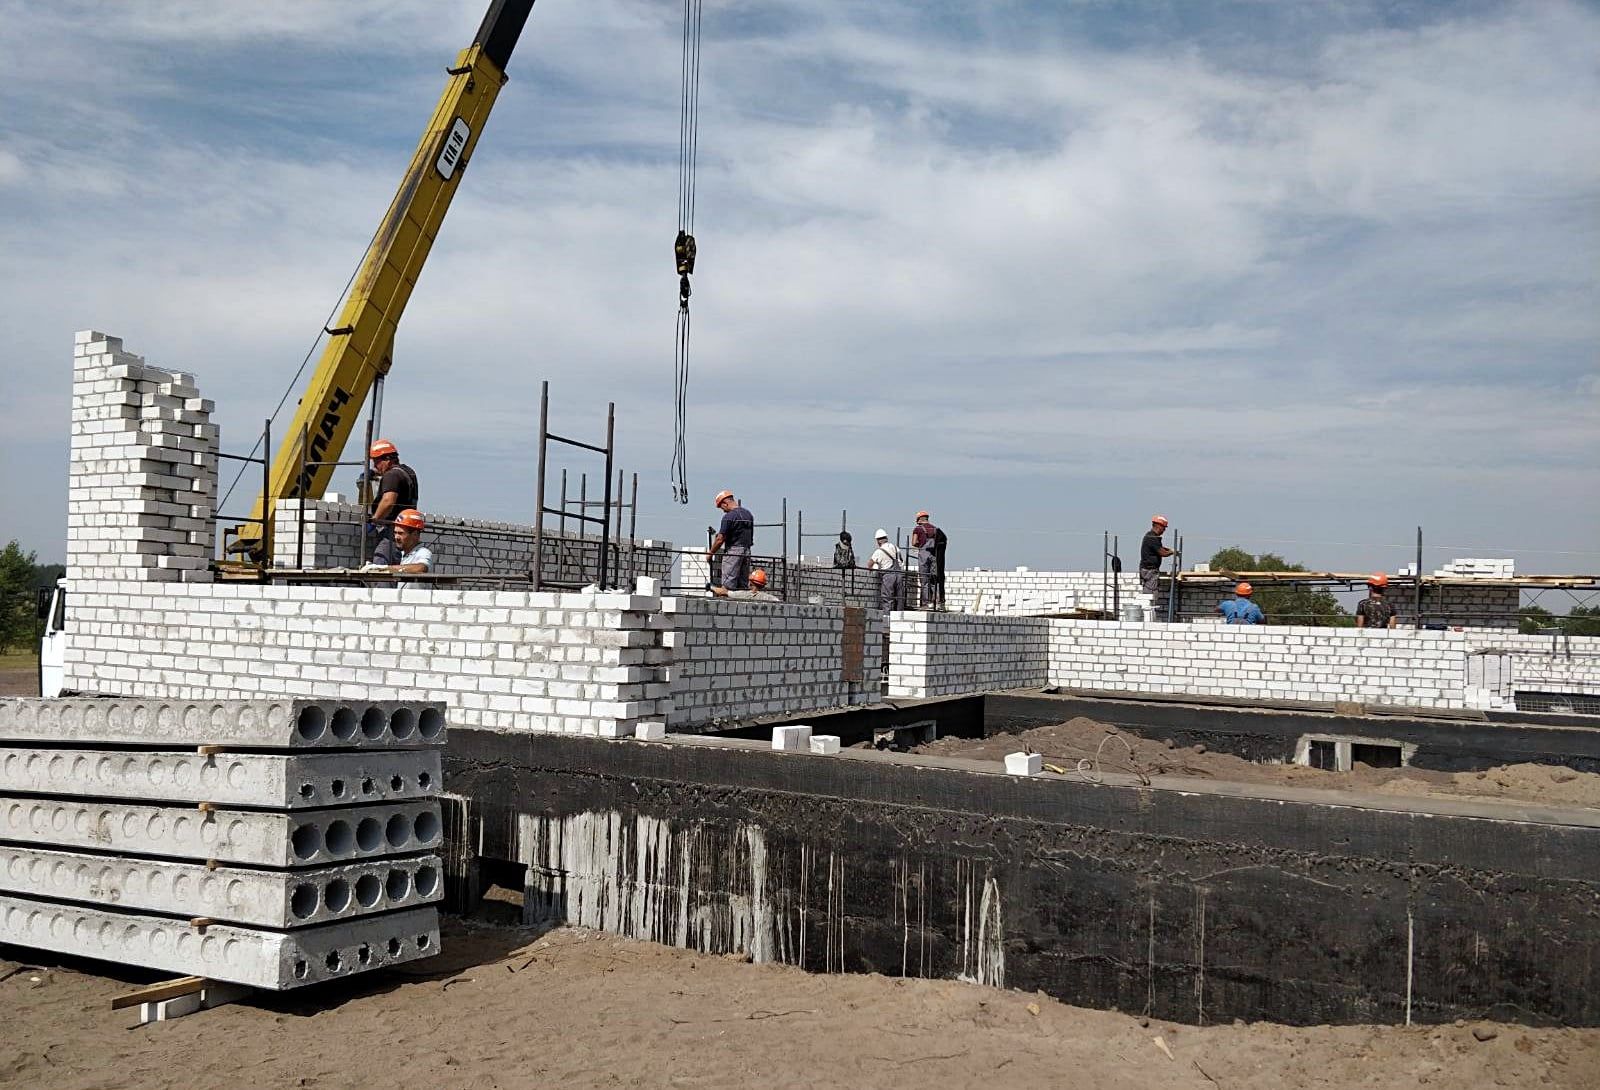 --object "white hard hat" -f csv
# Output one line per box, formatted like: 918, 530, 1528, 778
875, 528, 889, 540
